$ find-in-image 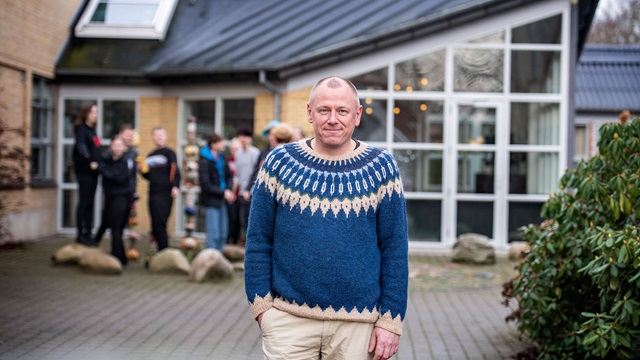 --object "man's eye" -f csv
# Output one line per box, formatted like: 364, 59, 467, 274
319, 109, 329, 114
338, 110, 348, 115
